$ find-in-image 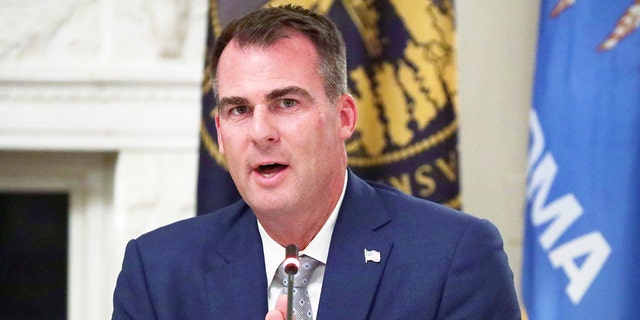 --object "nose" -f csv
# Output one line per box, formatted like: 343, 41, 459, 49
249, 107, 279, 144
